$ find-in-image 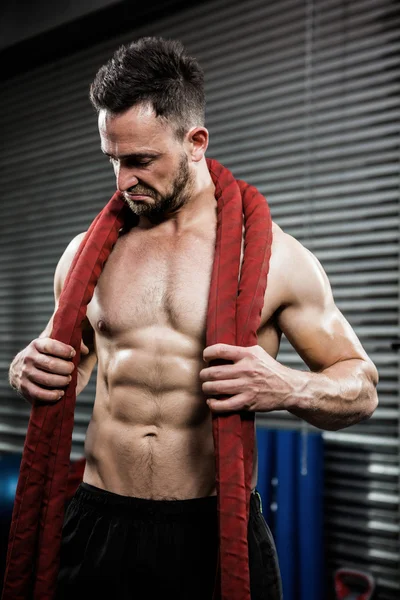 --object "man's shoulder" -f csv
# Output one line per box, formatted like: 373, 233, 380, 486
270, 221, 294, 256
60, 231, 87, 271
271, 221, 315, 263
54, 232, 87, 298
269, 222, 331, 306
271, 220, 282, 238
